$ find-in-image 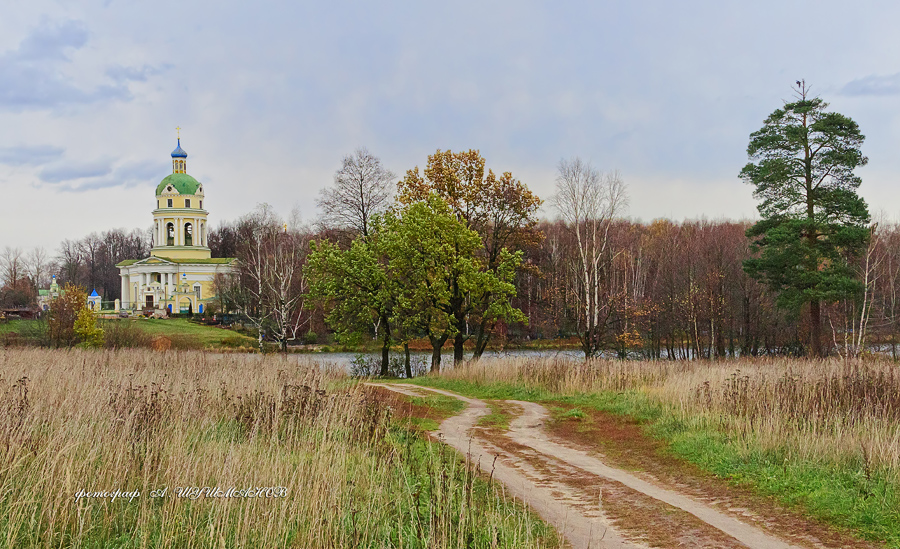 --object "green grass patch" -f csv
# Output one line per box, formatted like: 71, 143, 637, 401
403, 417, 441, 431
0, 319, 27, 335
0, 318, 41, 338
558, 407, 587, 421
407, 377, 552, 402
2, 318, 258, 350
108, 318, 256, 349
406, 394, 465, 418
478, 402, 513, 430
